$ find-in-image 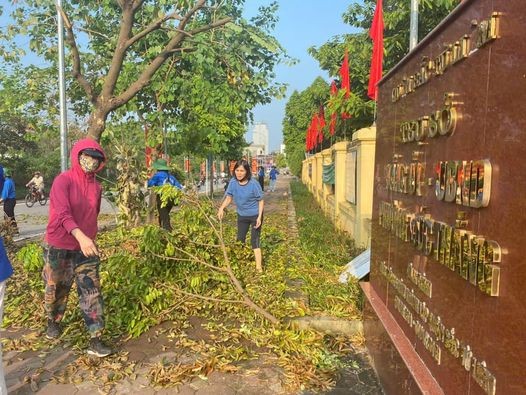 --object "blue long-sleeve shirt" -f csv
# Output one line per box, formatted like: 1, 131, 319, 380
0, 237, 13, 282
1, 178, 16, 200
269, 168, 278, 180
147, 171, 183, 189
0, 165, 4, 195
